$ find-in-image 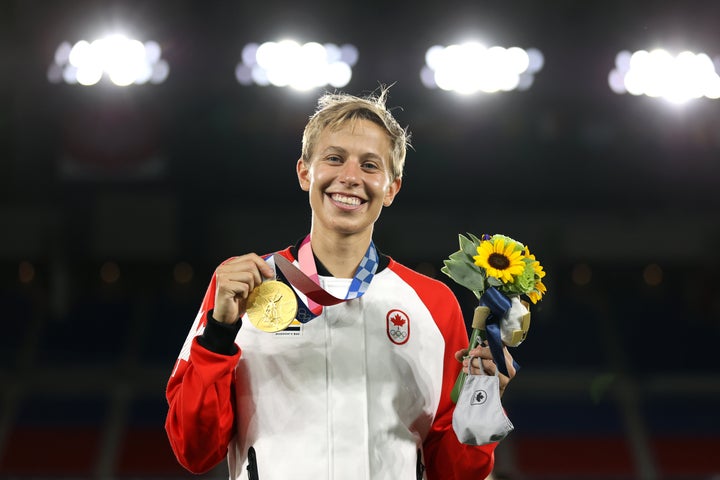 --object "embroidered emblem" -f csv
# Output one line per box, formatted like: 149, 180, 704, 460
386, 309, 410, 345
471, 390, 488, 405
